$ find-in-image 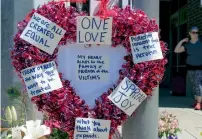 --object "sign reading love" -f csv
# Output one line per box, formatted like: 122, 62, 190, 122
77, 16, 112, 44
